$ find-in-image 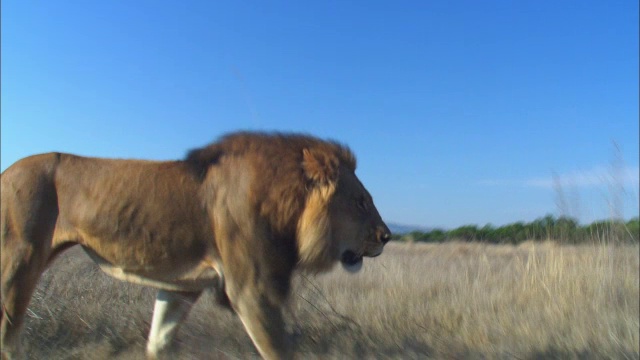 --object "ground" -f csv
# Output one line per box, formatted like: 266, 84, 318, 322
21, 241, 639, 359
